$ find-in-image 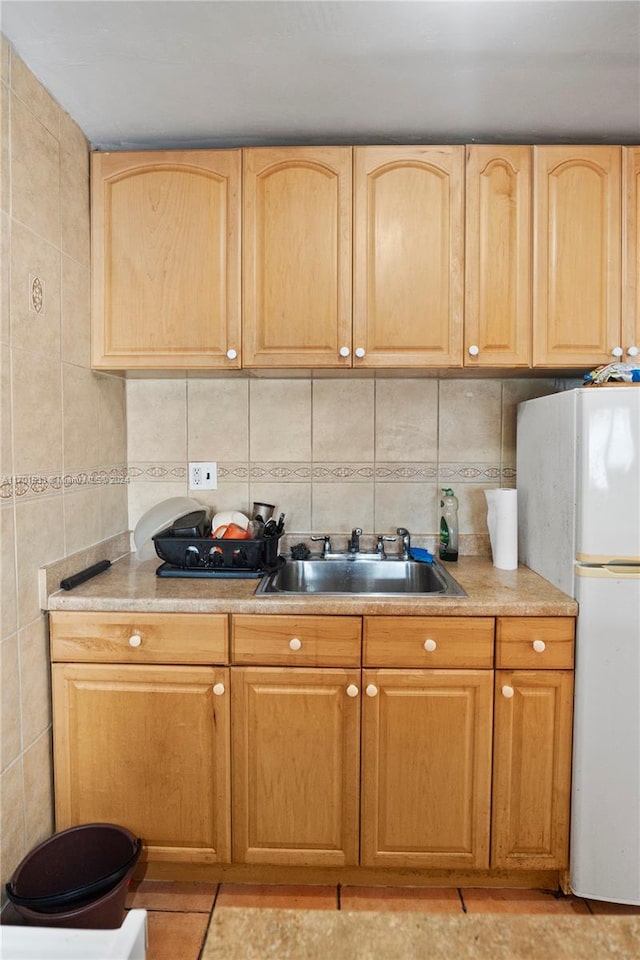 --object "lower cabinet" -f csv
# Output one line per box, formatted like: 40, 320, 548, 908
231, 666, 361, 866
492, 669, 574, 869
52, 662, 231, 864
49, 611, 575, 880
360, 669, 493, 868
